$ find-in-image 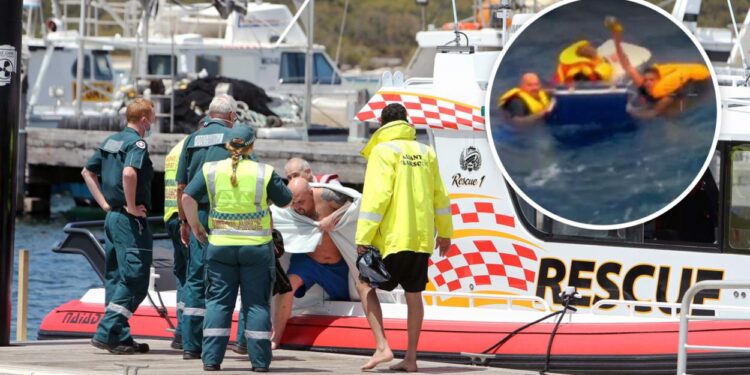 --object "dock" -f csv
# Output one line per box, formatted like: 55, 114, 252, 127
24, 128, 368, 212
0, 339, 552, 375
